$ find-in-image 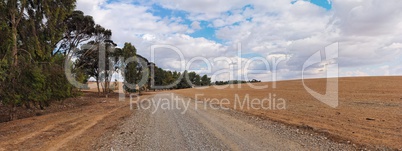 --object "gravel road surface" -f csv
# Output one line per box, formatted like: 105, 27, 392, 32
96, 93, 355, 150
